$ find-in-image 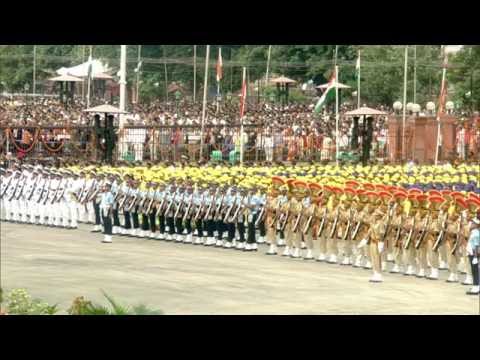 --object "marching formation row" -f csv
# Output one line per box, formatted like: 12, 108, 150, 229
1, 163, 479, 294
